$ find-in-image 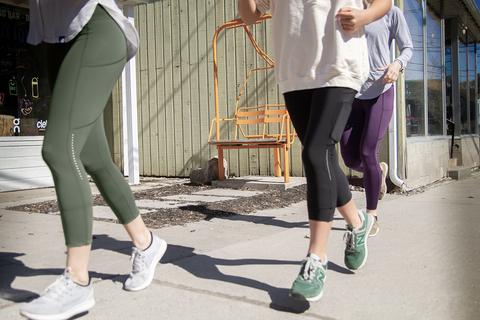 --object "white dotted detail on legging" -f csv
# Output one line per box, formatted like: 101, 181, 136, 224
71, 133, 84, 181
